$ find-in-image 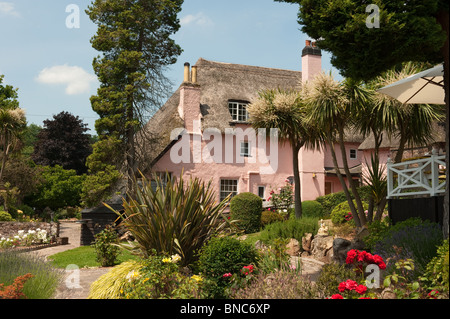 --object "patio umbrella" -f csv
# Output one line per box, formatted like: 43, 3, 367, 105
377, 63, 445, 105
